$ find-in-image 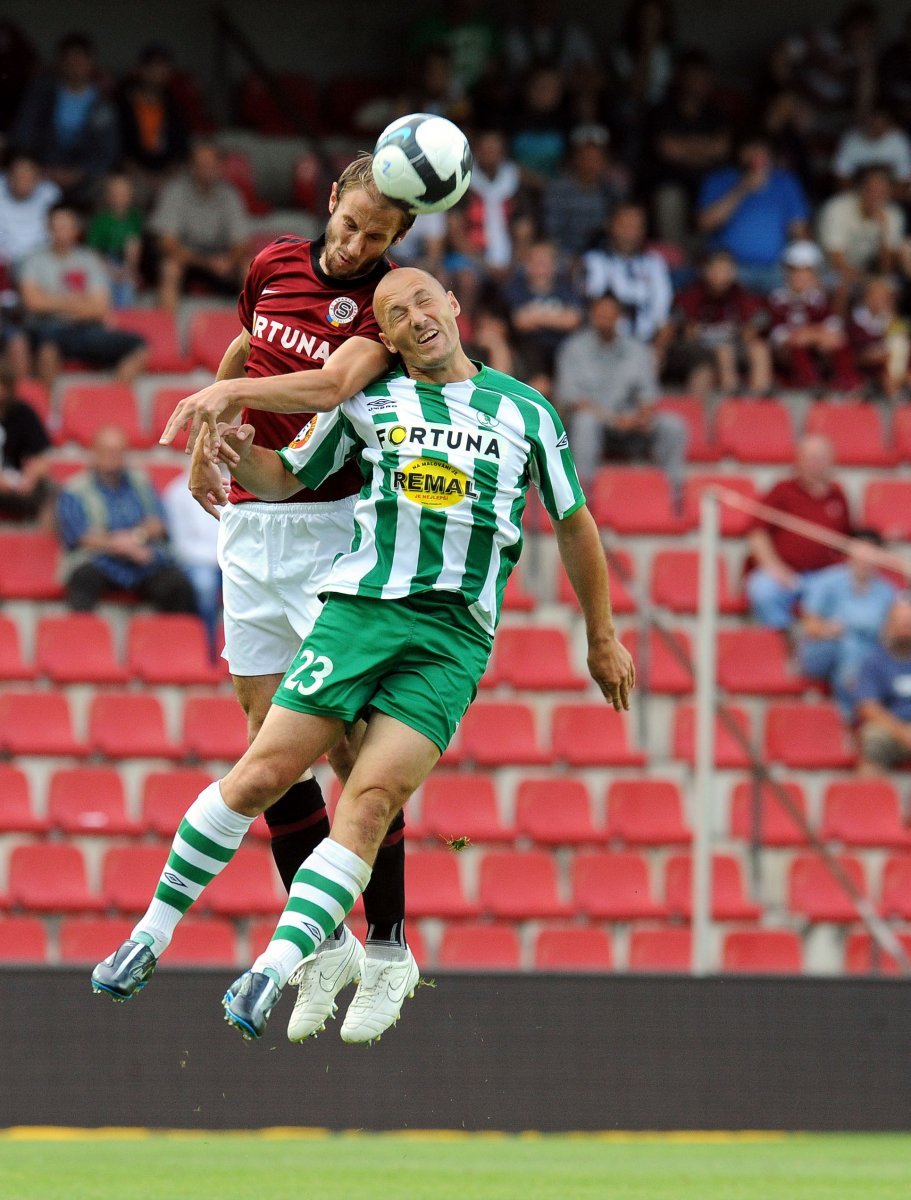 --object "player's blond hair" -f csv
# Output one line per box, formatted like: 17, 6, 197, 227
336, 154, 416, 234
